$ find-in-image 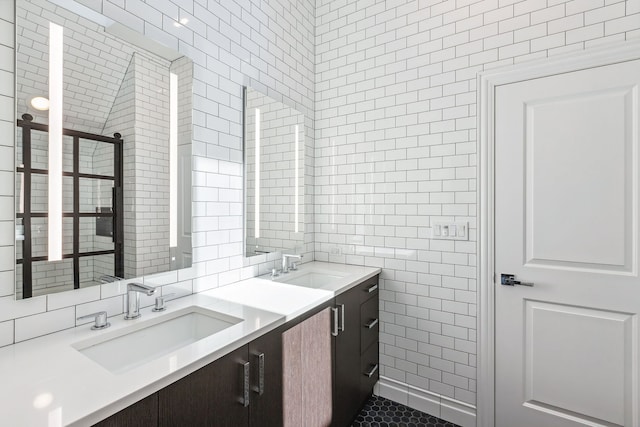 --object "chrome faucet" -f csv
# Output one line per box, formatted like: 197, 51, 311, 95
124, 282, 156, 320
282, 253, 303, 274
